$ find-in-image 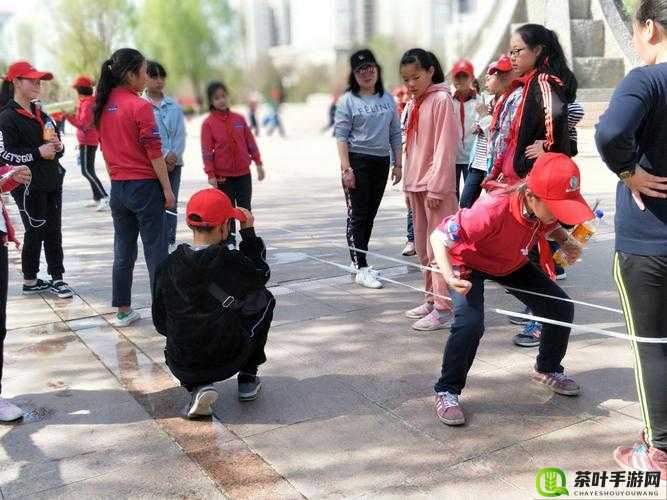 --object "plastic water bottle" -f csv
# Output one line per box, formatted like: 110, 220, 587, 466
43, 120, 56, 142
552, 209, 604, 268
